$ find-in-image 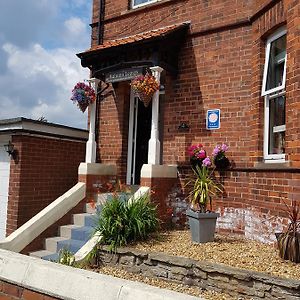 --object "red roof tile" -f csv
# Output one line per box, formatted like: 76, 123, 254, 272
78, 22, 189, 56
